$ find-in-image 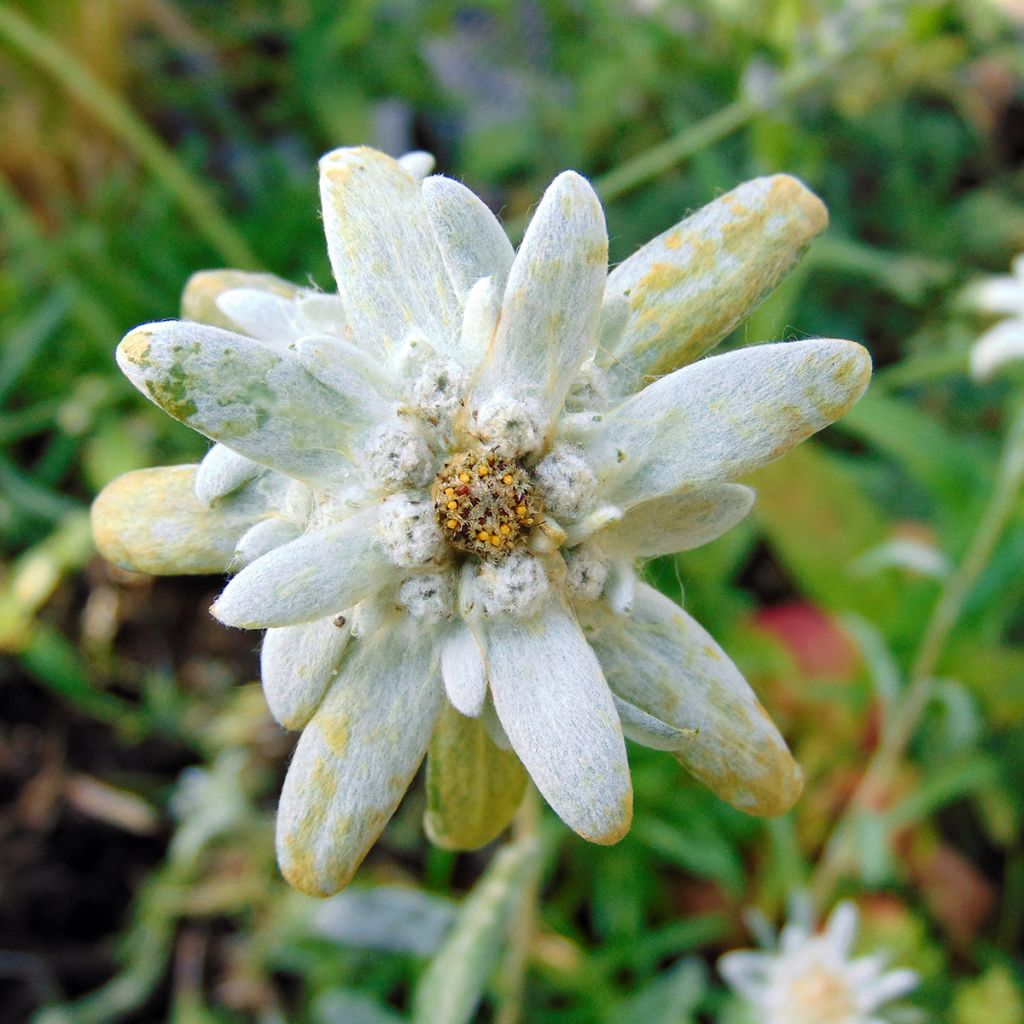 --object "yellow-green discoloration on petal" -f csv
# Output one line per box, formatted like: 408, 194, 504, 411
91, 464, 269, 575
181, 269, 299, 329
578, 584, 803, 818
275, 620, 444, 897
583, 339, 871, 510
600, 175, 828, 396
424, 704, 528, 851
117, 321, 374, 482
319, 147, 459, 361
